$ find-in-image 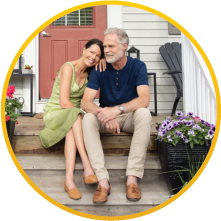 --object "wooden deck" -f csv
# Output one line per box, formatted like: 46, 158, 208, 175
12, 114, 168, 155
11, 114, 170, 216
16, 155, 170, 216
14, 114, 167, 136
